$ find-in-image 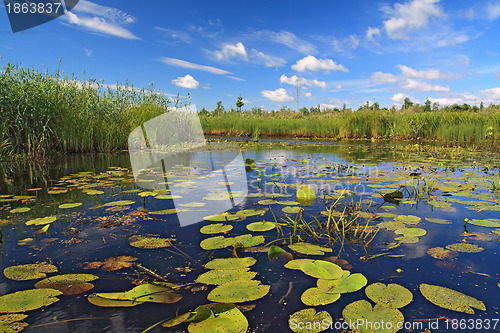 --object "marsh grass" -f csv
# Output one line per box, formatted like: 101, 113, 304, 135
0, 61, 170, 159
